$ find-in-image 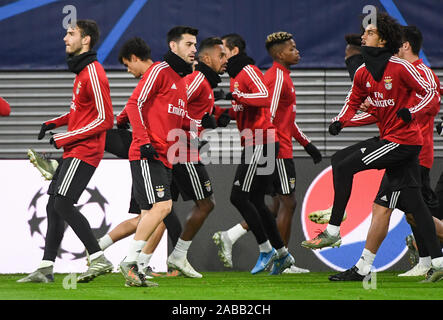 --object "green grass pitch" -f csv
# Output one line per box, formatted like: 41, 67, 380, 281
2, 271, 443, 300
